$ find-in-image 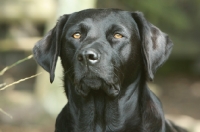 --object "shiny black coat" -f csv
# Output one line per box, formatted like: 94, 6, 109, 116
33, 9, 187, 132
